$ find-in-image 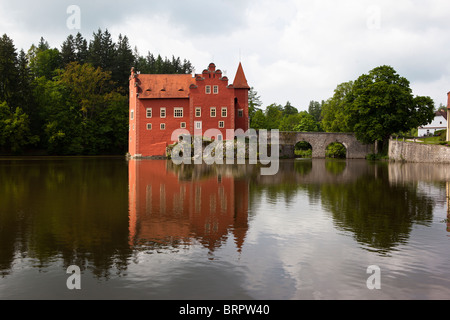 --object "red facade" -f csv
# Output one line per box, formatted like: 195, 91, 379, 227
128, 62, 250, 157
128, 159, 249, 253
